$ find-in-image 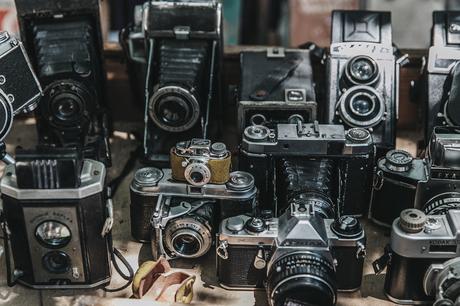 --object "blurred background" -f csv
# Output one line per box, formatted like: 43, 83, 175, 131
1, 0, 460, 48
